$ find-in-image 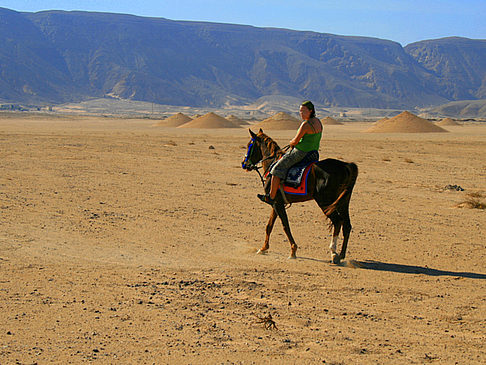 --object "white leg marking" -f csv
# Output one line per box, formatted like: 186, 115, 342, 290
329, 236, 338, 254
